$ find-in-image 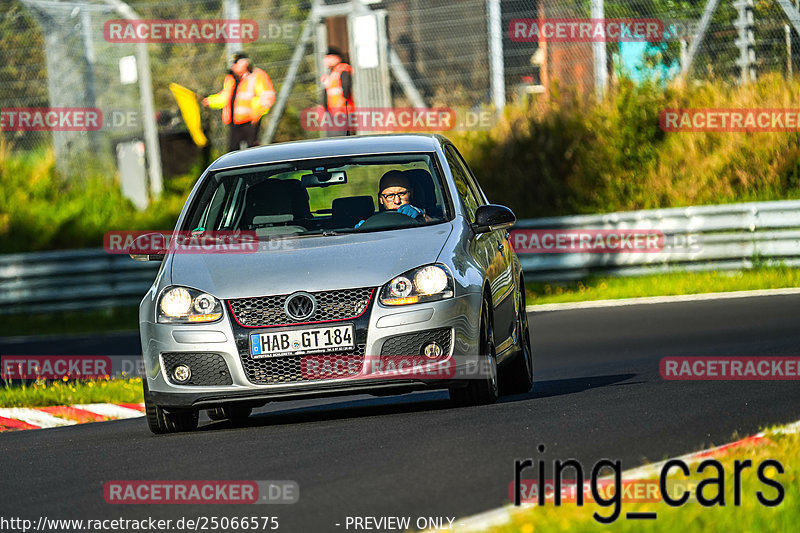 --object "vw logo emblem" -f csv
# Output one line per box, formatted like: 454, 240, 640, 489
285, 292, 316, 321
